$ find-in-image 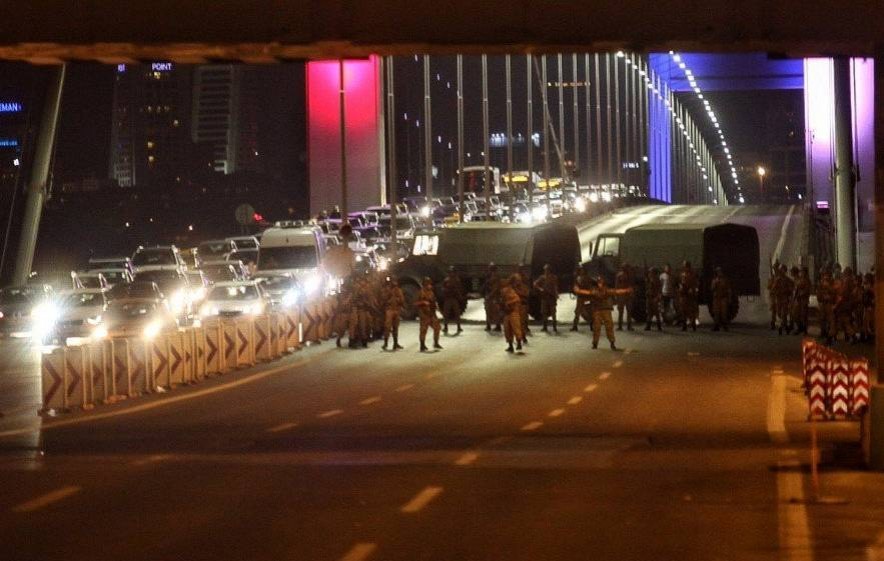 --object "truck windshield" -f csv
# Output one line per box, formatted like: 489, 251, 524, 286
596, 236, 620, 257
258, 246, 317, 270
133, 249, 176, 267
